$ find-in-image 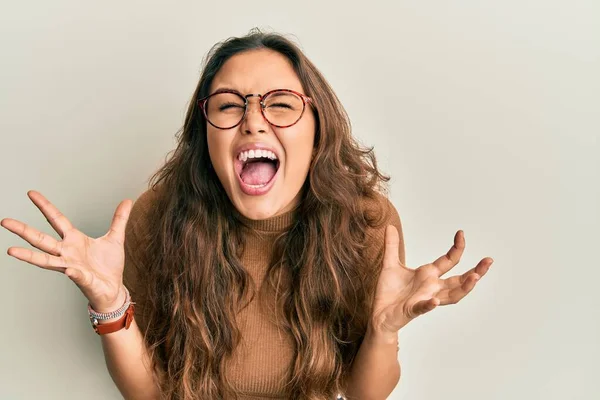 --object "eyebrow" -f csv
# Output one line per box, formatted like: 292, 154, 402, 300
267, 91, 297, 98
211, 87, 242, 95
210, 87, 304, 96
